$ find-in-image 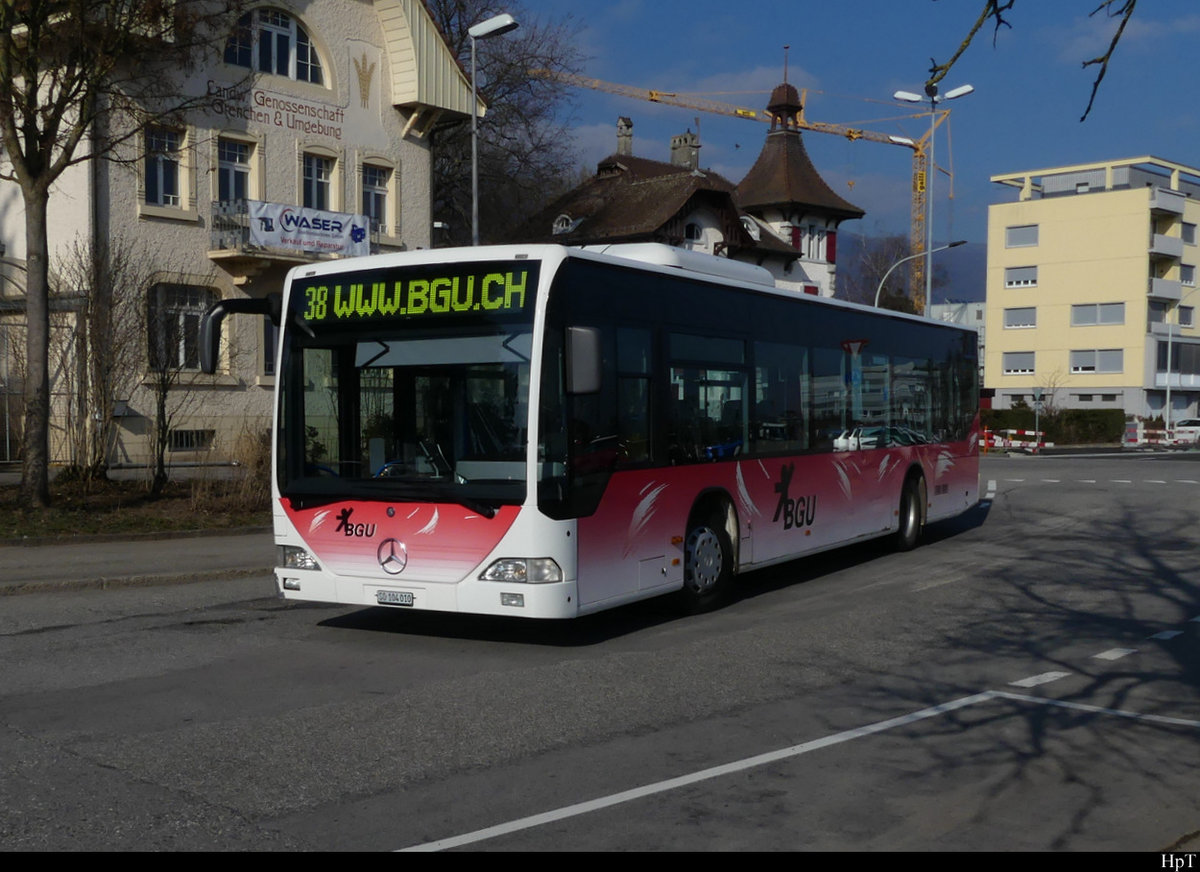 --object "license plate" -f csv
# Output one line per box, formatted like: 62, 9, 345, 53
376, 590, 415, 607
